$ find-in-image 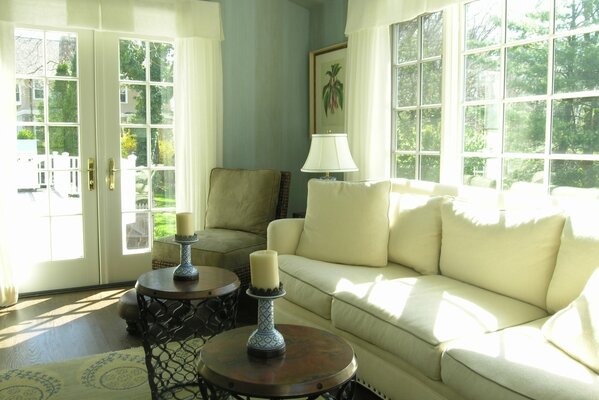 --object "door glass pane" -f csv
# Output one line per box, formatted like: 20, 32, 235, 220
48, 80, 78, 122
152, 170, 175, 208
150, 42, 174, 82
504, 101, 546, 153
16, 79, 45, 122
120, 38, 175, 255
46, 31, 77, 77
119, 39, 146, 81
15, 29, 82, 262
153, 212, 176, 240
150, 85, 174, 124
123, 212, 149, 251
151, 128, 175, 166
15, 30, 44, 75
396, 65, 418, 107
120, 84, 146, 123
